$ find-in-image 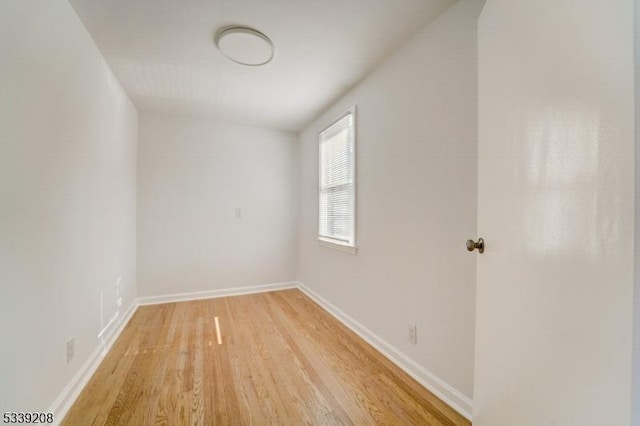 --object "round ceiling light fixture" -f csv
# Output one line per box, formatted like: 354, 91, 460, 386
215, 26, 274, 66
